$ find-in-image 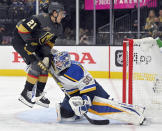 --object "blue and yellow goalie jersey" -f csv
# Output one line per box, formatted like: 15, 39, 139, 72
50, 60, 96, 95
